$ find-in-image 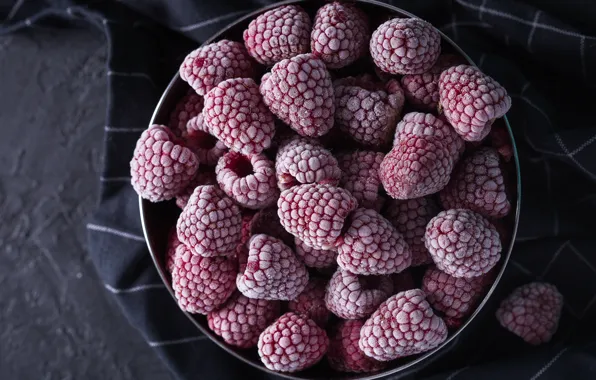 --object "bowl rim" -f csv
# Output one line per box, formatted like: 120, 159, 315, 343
140, 1, 522, 379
